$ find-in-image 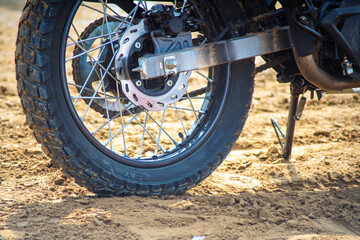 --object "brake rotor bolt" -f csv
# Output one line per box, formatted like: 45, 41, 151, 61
135, 42, 141, 49
167, 80, 173, 87
136, 80, 142, 87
